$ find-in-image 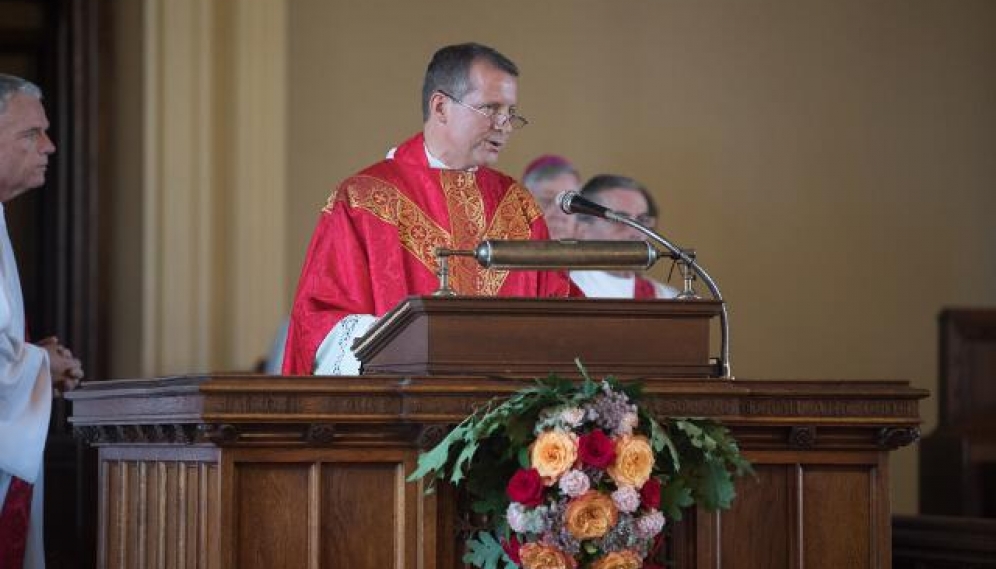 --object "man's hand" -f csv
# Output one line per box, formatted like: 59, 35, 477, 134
37, 336, 84, 395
